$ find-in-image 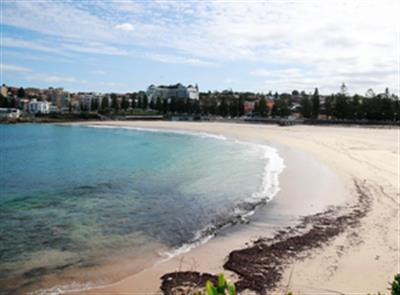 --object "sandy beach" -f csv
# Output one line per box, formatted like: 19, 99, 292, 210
72, 121, 398, 295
